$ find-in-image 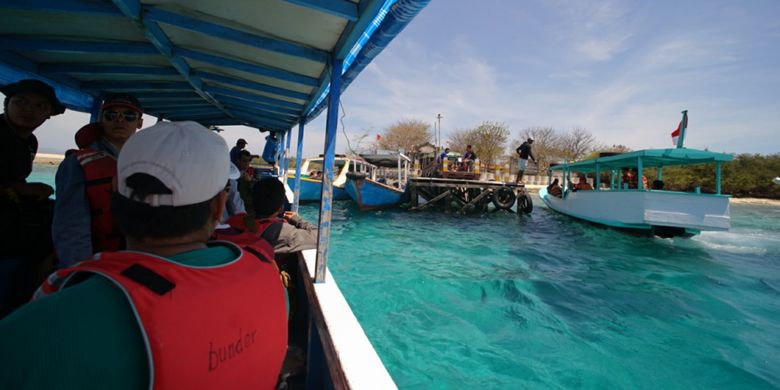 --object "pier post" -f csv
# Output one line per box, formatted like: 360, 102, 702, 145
293, 122, 305, 212
315, 58, 343, 283
637, 157, 644, 190
716, 162, 722, 194
609, 170, 613, 190
276, 130, 285, 176
595, 163, 601, 191
283, 127, 292, 177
